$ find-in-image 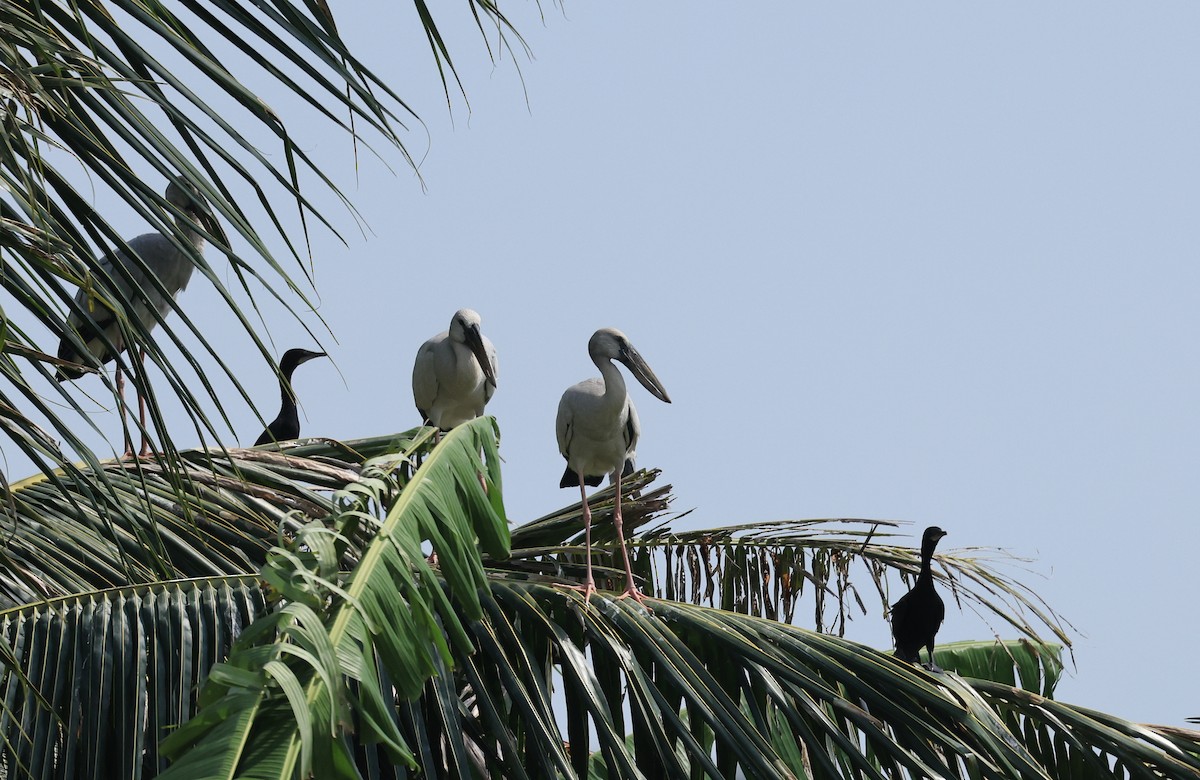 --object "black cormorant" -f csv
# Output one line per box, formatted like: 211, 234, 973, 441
254, 348, 326, 446
890, 526, 948, 670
